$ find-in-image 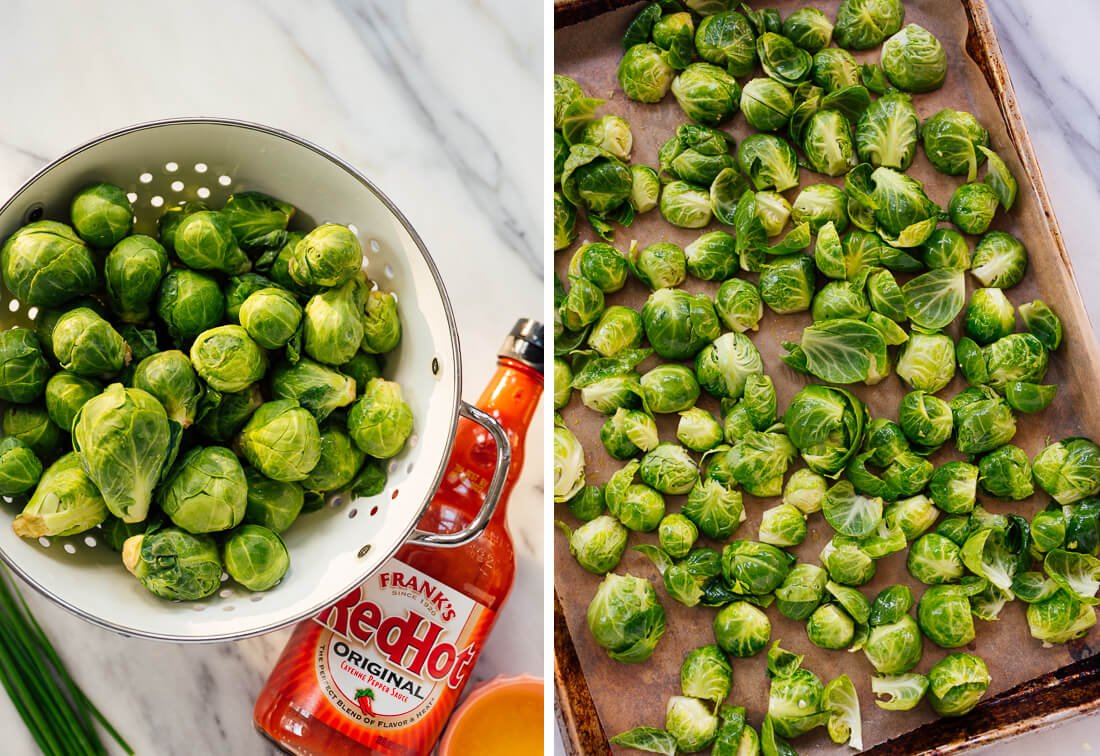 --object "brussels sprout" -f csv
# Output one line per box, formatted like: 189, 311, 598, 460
157, 199, 208, 251
834, 0, 904, 49
345, 377, 412, 460
630, 242, 687, 291
971, 230, 1029, 289
653, 514, 697, 561
243, 467, 304, 534
894, 331, 954, 394
684, 232, 738, 282
652, 12, 694, 69
766, 644, 828, 738
72, 384, 172, 523
560, 276, 606, 334
759, 254, 814, 315
806, 603, 855, 650
560, 515, 628, 575
821, 536, 876, 586
669, 62, 741, 126
601, 407, 658, 460
553, 192, 577, 252
187, 325, 267, 393
132, 350, 202, 428
954, 392, 1017, 454
158, 446, 247, 533
103, 235, 169, 323
0, 437, 42, 496
271, 358, 357, 423
713, 601, 770, 658
659, 182, 713, 229
302, 424, 365, 493
694, 11, 756, 77
1027, 589, 1097, 644
809, 50, 856, 95
693, 332, 763, 402
3, 404, 62, 460
949, 182, 999, 235
676, 407, 722, 454
171, 210, 250, 275
221, 524, 290, 592
361, 288, 402, 356
781, 8, 832, 52
790, 184, 848, 234
755, 504, 806, 549
664, 696, 718, 753
286, 223, 362, 289
821, 480, 882, 538
215, 192, 293, 251
880, 23, 946, 93
567, 484, 605, 522
237, 399, 321, 483
918, 585, 976, 648
571, 113, 634, 163
51, 308, 130, 379
755, 32, 811, 86
1032, 438, 1100, 505
868, 673, 928, 713
301, 277, 370, 366
851, 91, 920, 172
659, 124, 736, 186
11, 452, 106, 537
570, 243, 629, 294
707, 283, 759, 340
639, 443, 698, 496
155, 269, 226, 345
737, 134, 799, 192
729, 430, 796, 497
0, 327, 48, 404
928, 464, 981, 517
976, 444, 1033, 501
984, 332, 1049, 390
231, 287, 303, 352
66, 184, 134, 251
678, 645, 732, 713
1043, 549, 1100, 606
617, 43, 676, 103
1030, 506, 1068, 555
739, 78, 793, 133
922, 109, 990, 180
1, 221, 97, 308
918, 229, 969, 273
810, 280, 868, 322
927, 653, 991, 717
1017, 300, 1061, 352
637, 364, 698, 414
794, 317, 888, 385
961, 288, 1015, 347
197, 385, 263, 443
820, 674, 862, 749
812, 224, 854, 281
862, 615, 922, 676
683, 477, 744, 540
884, 495, 938, 542
740, 374, 775, 430
554, 74, 584, 129
802, 110, 857, 177
722, 540, 794, 596
770, 565, 825, 625
554, 416, 586, 504
616, 481, 666, 533
778, 468, 825, 515
641, 288, 720, 361
561, 145, 634, 222
587, 572, 666, 663
122, 529, 221, 601
784, 384, 867, 477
